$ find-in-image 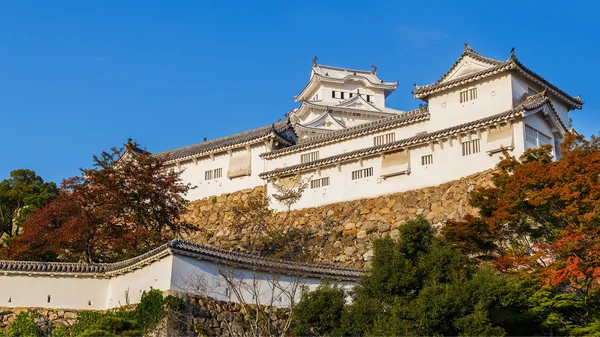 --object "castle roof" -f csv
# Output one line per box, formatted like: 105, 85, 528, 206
413, 44, 583, 110
260, 92, 562, 178
261, 106, 430, 159
0, 239, 362, 281
155, 120, 294, 164
295, 61, 398, 102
